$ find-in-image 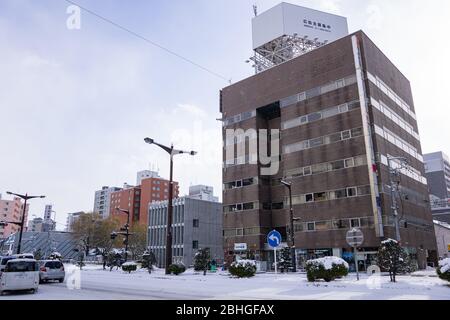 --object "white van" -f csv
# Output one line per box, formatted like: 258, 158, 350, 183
0, 259, 39, 295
